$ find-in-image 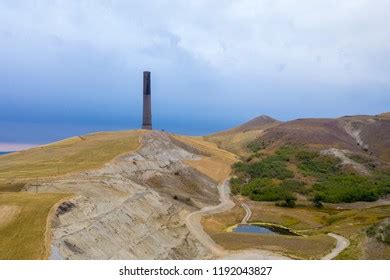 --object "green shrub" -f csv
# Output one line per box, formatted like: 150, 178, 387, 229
383, 224, 390, 244
279, 179, 307, 193
232, 161, 249, 173
239, 178, 297, 202
247, 140, 270, 152
246, 156, 294, 179
312, 194, 323, 208
366, 225, 376, 237
313, 175, 380, 203
274, 145, 298, 160
298, 154, 341, 177
249, 186, 295, 202
240, 178, 276, 196
230, 177, 243, 195
279, 196, 297, 208
296, 150, 318, 161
